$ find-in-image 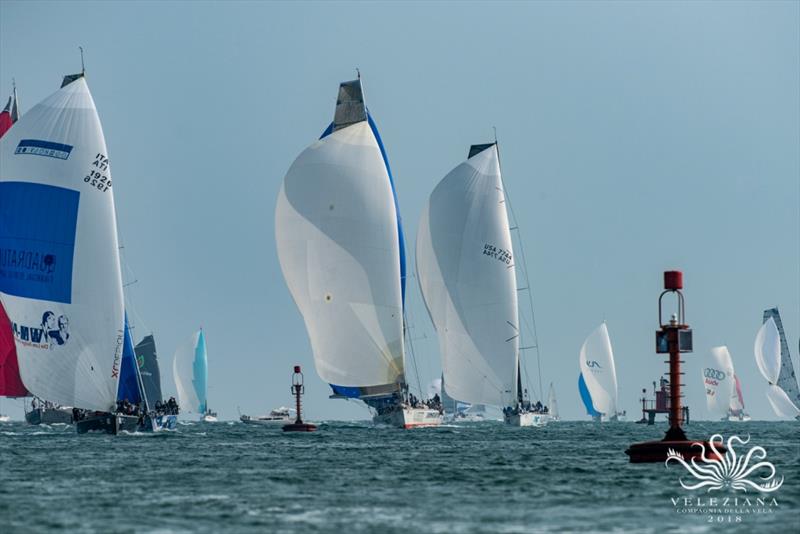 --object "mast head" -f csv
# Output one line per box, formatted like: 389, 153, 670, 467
333, 77, 367, 131
468, 142, 496, 159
